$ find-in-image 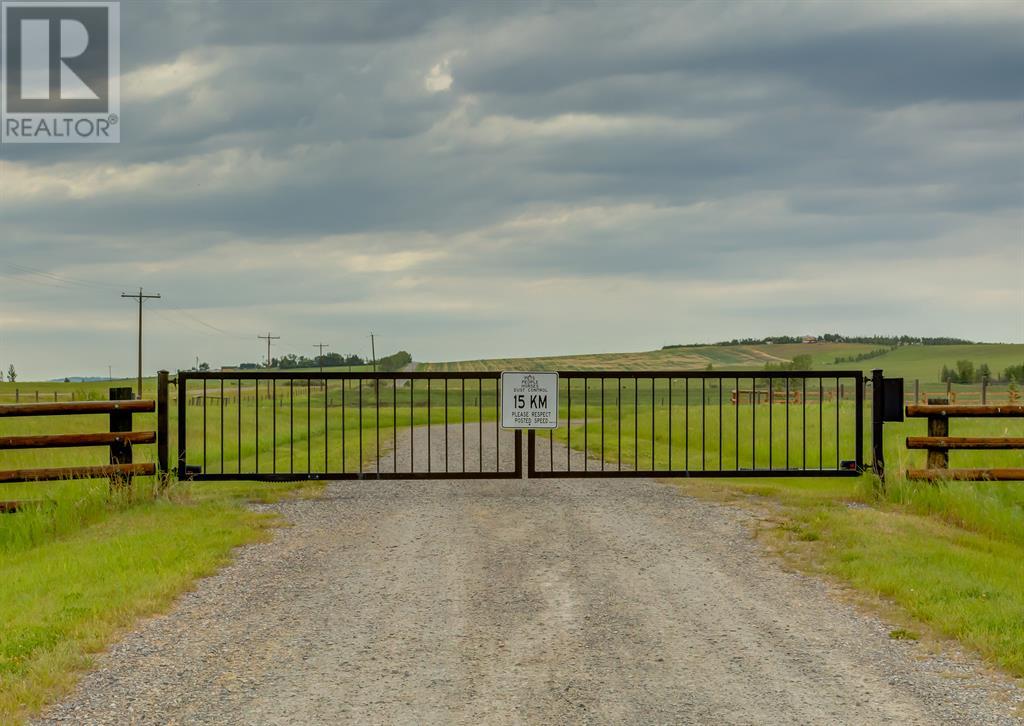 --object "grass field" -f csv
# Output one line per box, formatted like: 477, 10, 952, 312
421, 342, 881, 372
422, 341, 1024, 381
